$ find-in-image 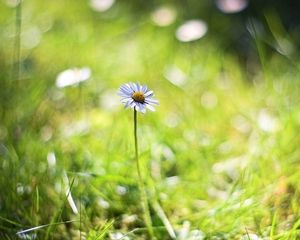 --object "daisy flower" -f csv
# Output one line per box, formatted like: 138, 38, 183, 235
118, 82, 159, 113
